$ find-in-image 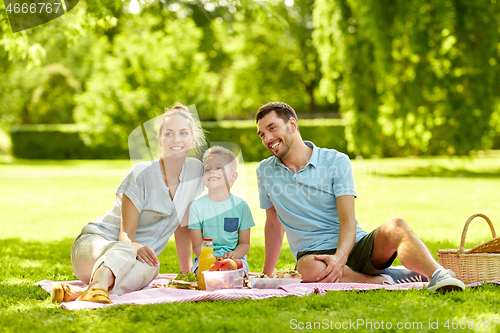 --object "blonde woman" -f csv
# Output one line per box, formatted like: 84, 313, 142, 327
51, 104, 205, 303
